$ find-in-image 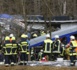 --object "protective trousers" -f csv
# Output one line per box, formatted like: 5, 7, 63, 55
53, 53, 60, 60
70, 55, 76, 66
20, 53, 28, 65
5, 55, 12, 64
12, 55, 17, 64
